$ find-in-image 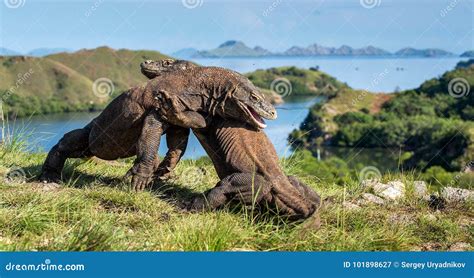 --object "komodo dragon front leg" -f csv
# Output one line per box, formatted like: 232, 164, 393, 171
128, 90, 207, 189
126, 111, 167, 190
153, 92, 209, 178
154, 126, 190, 179
158, 90, 208, 129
